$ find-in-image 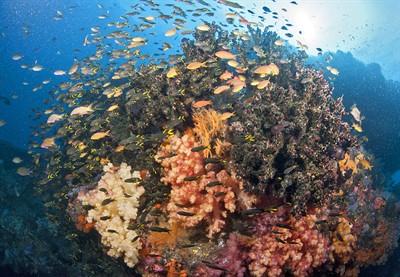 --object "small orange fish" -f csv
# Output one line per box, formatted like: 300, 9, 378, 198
114, 145, 125, 152
214, 85, 230, 95
235, 67, 247, 74
91, 131, 110, 140
41, 137, 56, 149
356, 154, 372, 170
219, 112, 235, 120
257, 79, 270, 89
215, 50, 236, 60
100, 157, 111, 165
359, 159, 373, 170
254, 63, 279, 76
192, 100, 212, 108
232, 85, 244, 93
219, 70, 233, 80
